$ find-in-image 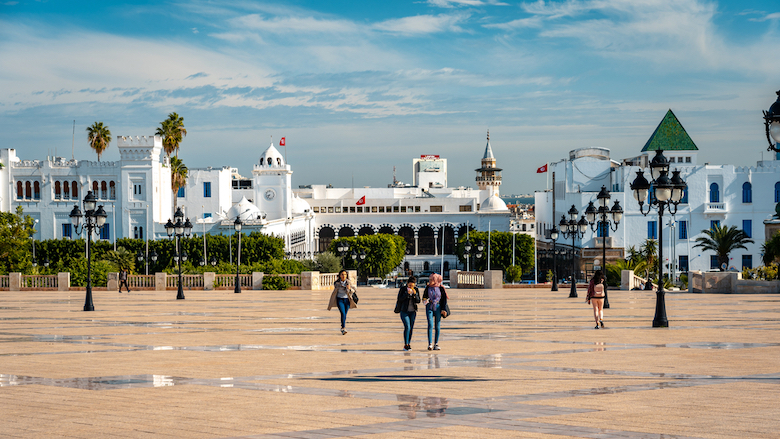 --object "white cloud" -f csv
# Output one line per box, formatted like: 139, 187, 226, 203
373, 13, 470, 35
427, 0, 507, 7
